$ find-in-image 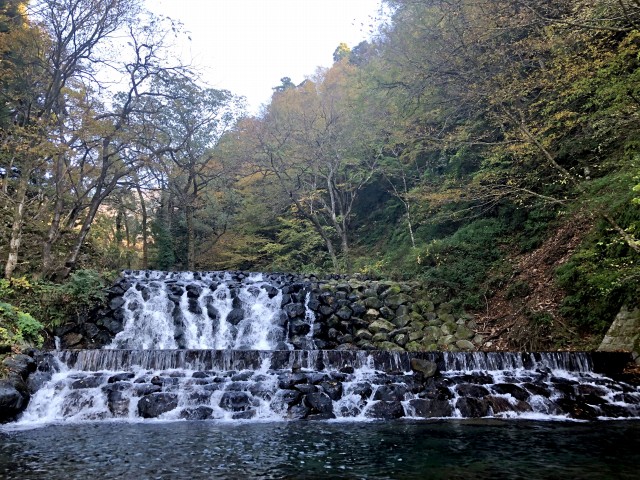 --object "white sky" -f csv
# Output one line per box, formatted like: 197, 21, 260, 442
146, 0, 384, 113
